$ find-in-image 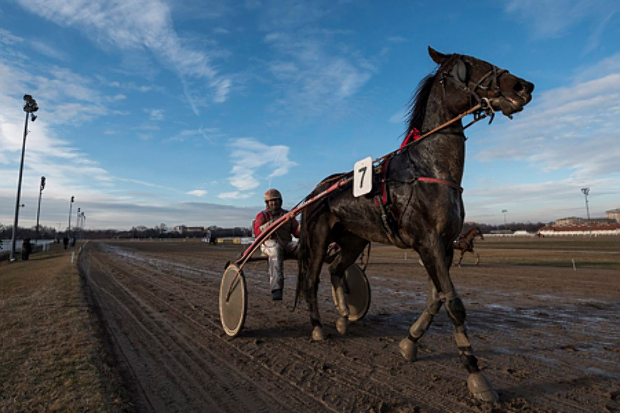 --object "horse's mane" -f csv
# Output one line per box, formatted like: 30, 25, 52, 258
405, 64, 441, 136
